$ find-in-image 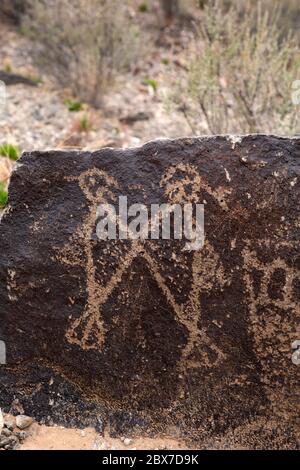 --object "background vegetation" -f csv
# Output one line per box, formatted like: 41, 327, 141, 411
0, 0, 299, 209
169, 0, 299, 134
